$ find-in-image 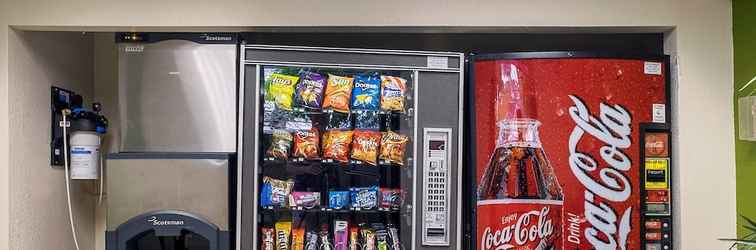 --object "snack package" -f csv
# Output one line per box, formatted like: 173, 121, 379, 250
351, 130, 381, 165
292, 228, 305, 250
293, 129, 320, 160
372, 223, 388, 250
261, 177, 295, 208
379, 132, 409, 166
323, 74, 354, 112
351, 74, 381, 110
289, 191, 321, 209
326, 112, 352, 131
380, 76, 408, 112
266, 130, 293, 160
350, 186, 378, 209
349, 227, 360, 250
322, 130, 353, 163
295, 72, 326, 110
285, 113, 313, 132
328, 191, 350, 209
387, 225, 401, 250
305, 231, 319, 250
266, 73, 300, 110
360, 227, 377, 250
354, 111, 380, 130
320, 224, 333, 250
379, 188, 402, 211
263, 100, 288, 134
275, 221, 292, 250
262, 227, 275, 250
334, 220, 349, 250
